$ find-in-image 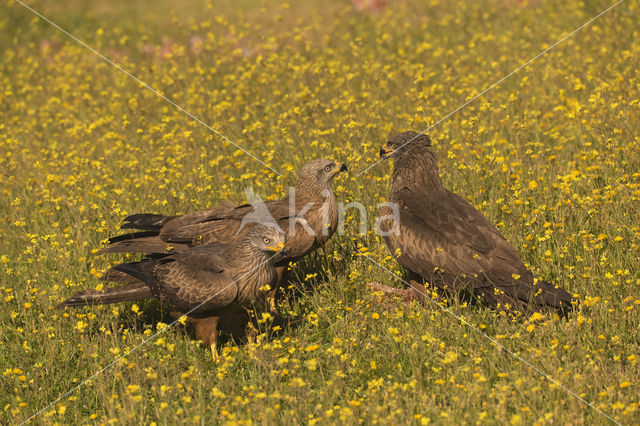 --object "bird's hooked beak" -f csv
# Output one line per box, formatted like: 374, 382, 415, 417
379, 145, 395, 159
266, 242, 286, 254
333, 162, 348, 175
